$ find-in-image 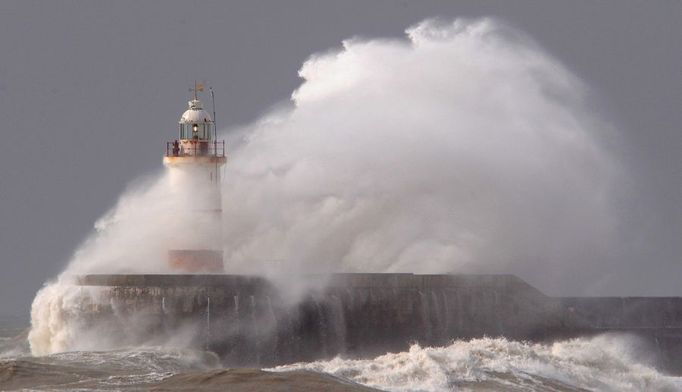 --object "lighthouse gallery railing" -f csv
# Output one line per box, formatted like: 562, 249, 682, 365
166, 140, 226, 157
